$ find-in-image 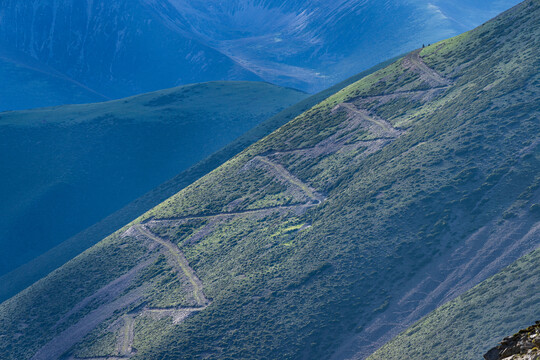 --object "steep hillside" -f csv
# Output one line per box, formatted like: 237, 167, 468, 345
0, 1, 538, 359
369, 250, 540, 360
0, 57, 396, 303
0, 0, 520, 111
0, 81, 306, 277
